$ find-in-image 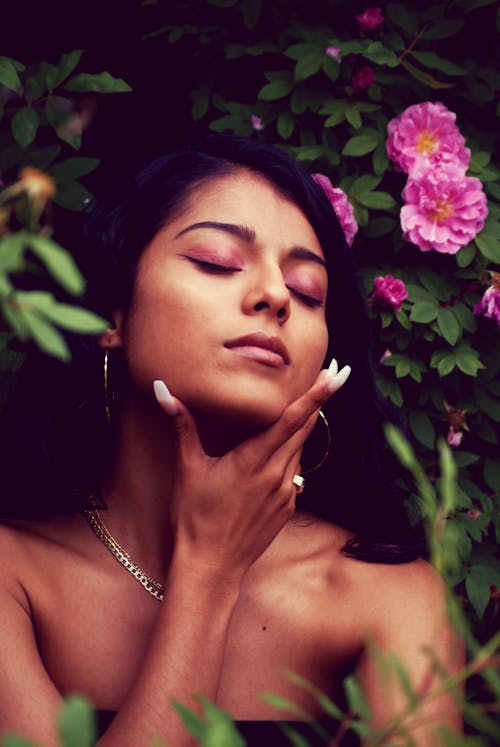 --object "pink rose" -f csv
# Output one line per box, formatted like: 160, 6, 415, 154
386, 102, 470, 175
352, 66, 374, 92
401, 167, 488, 254
371, 275, 408, 311
447, 427, 463, 447
312, 173, 358, 246
473, 275, 500, 328
325, 45, 341, 61
356, 7, 384, 32
466, 509, 482, 520
251, 115, 264, 131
